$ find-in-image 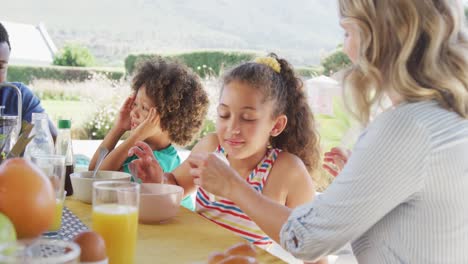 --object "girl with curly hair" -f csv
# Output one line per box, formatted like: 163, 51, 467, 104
89, 57, 209, 210
128, 54, 323, 261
